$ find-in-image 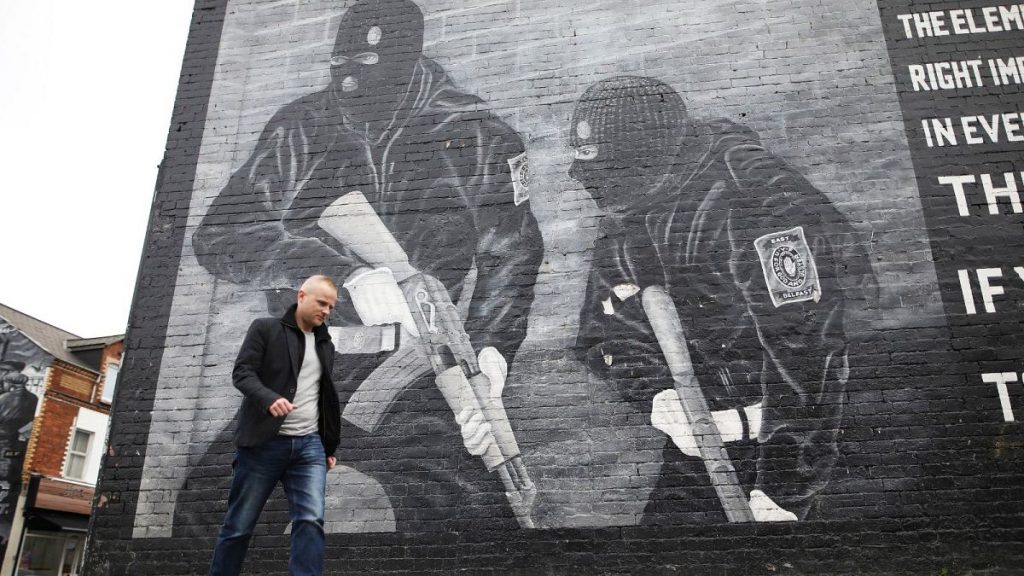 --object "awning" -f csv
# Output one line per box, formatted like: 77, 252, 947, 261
24, 510, 89, 533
